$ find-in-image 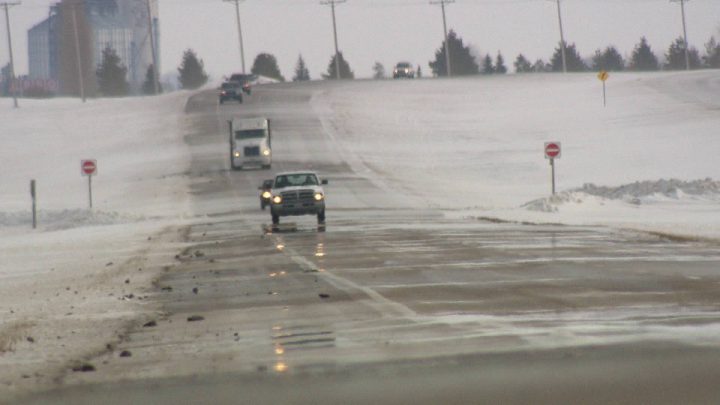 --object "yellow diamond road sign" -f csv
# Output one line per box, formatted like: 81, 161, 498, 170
597, 70, 609, 82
